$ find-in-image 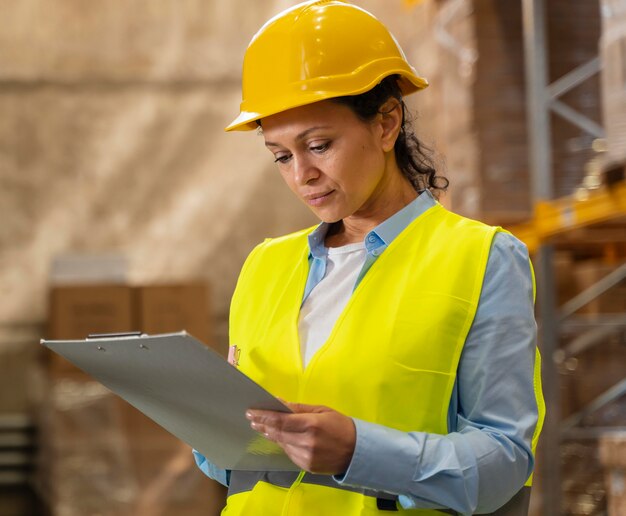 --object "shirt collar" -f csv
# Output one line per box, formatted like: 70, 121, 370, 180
307, 189, 437, 258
